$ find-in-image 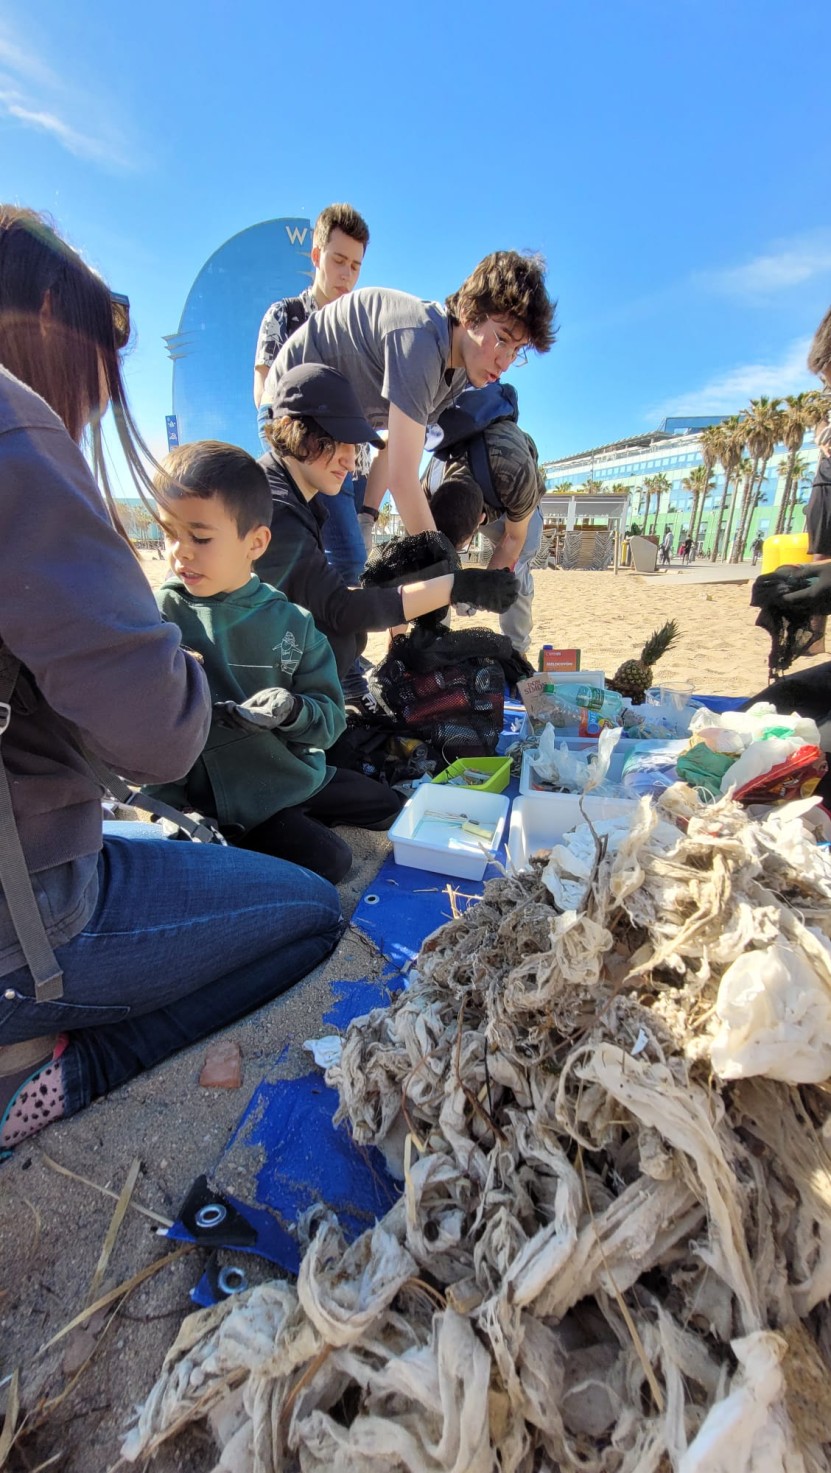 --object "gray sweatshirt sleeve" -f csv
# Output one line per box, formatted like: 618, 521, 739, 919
1, 420, 210, 784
